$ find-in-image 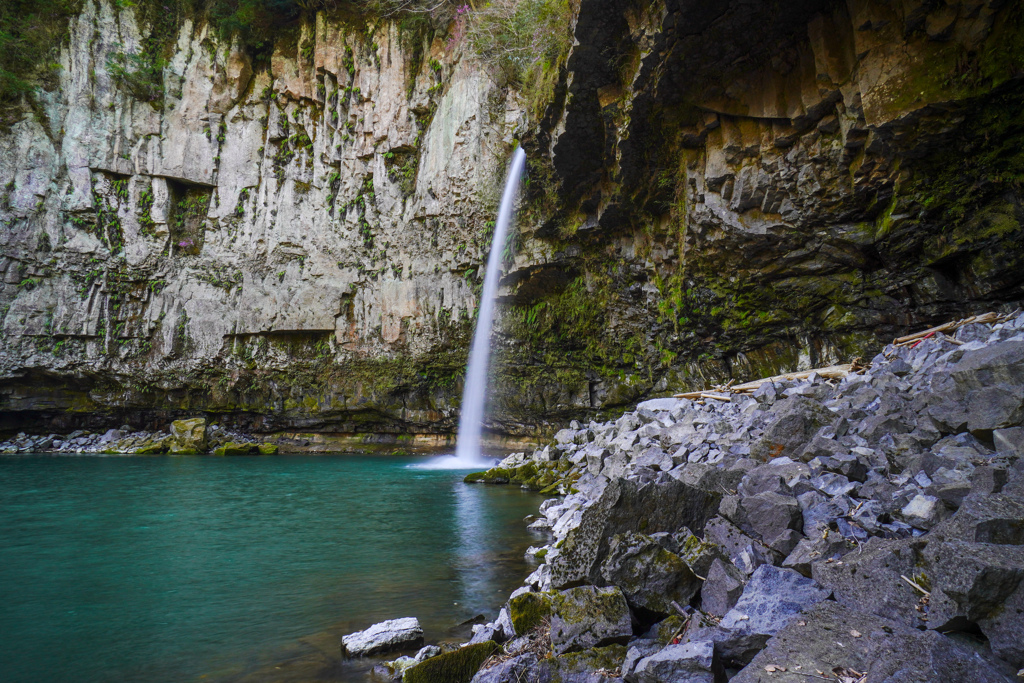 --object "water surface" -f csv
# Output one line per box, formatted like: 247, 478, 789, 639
0, 454, 543, 682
